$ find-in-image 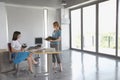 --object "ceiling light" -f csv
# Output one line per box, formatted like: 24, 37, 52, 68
61, 0, 67, 6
